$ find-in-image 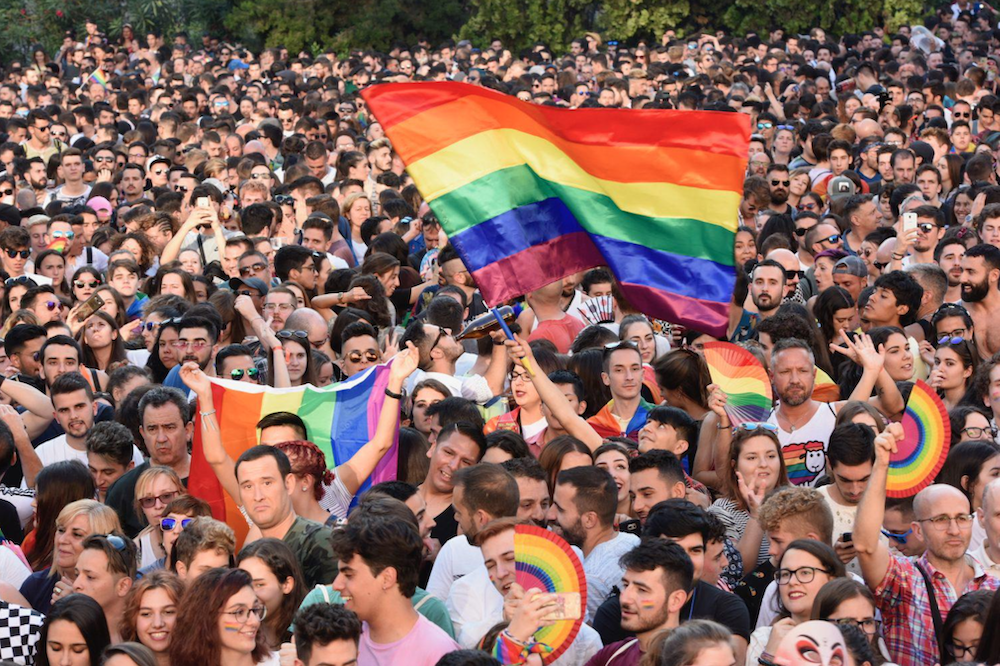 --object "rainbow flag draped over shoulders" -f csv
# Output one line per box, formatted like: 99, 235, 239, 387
189, 363, 397, 541
362, 82, 749, 336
